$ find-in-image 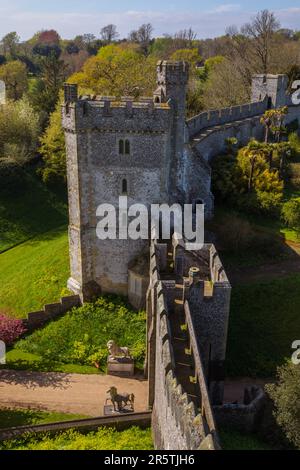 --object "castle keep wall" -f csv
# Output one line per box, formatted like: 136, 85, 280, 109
62, 93, 174, 298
